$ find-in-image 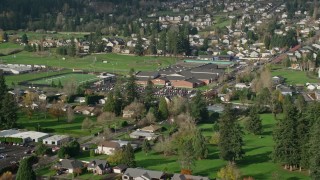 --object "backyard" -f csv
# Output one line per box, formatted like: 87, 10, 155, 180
134, 114, 309, 179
